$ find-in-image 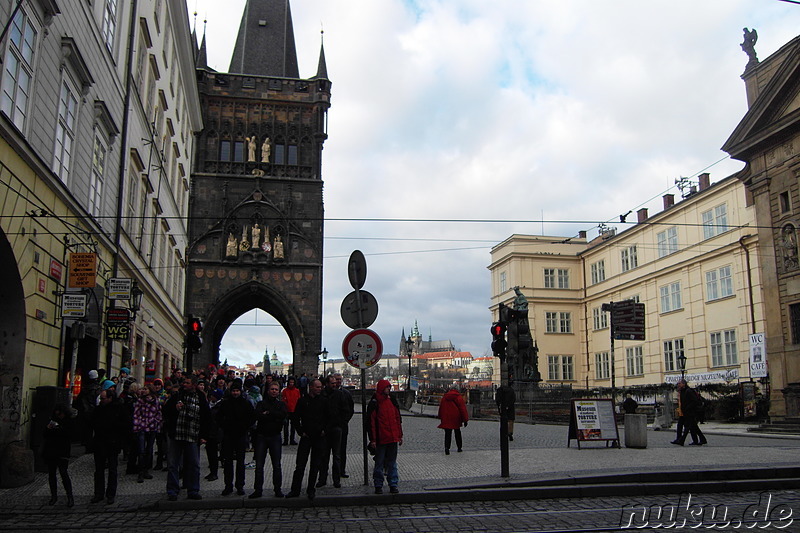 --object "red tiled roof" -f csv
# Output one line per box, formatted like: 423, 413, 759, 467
414, 351, 472, 360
